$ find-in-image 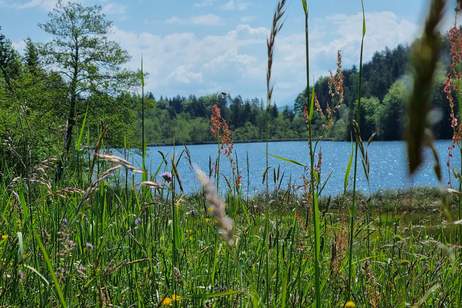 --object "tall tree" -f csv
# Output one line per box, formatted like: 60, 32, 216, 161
24, 38, 40, 74
0, 27, 20, 92
39, 0, 134, 179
